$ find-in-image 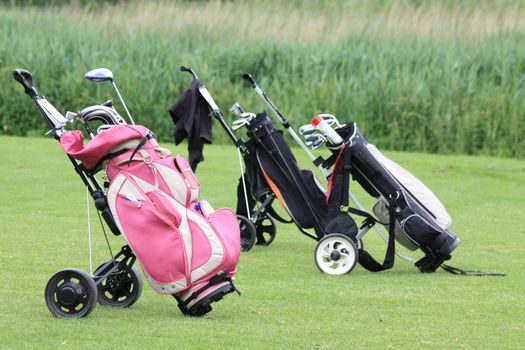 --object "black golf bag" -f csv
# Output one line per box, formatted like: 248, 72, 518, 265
171, 68, 464, 274
237, 112, 326, 237
327, 123, 461, 272
236, 112, 362, 243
